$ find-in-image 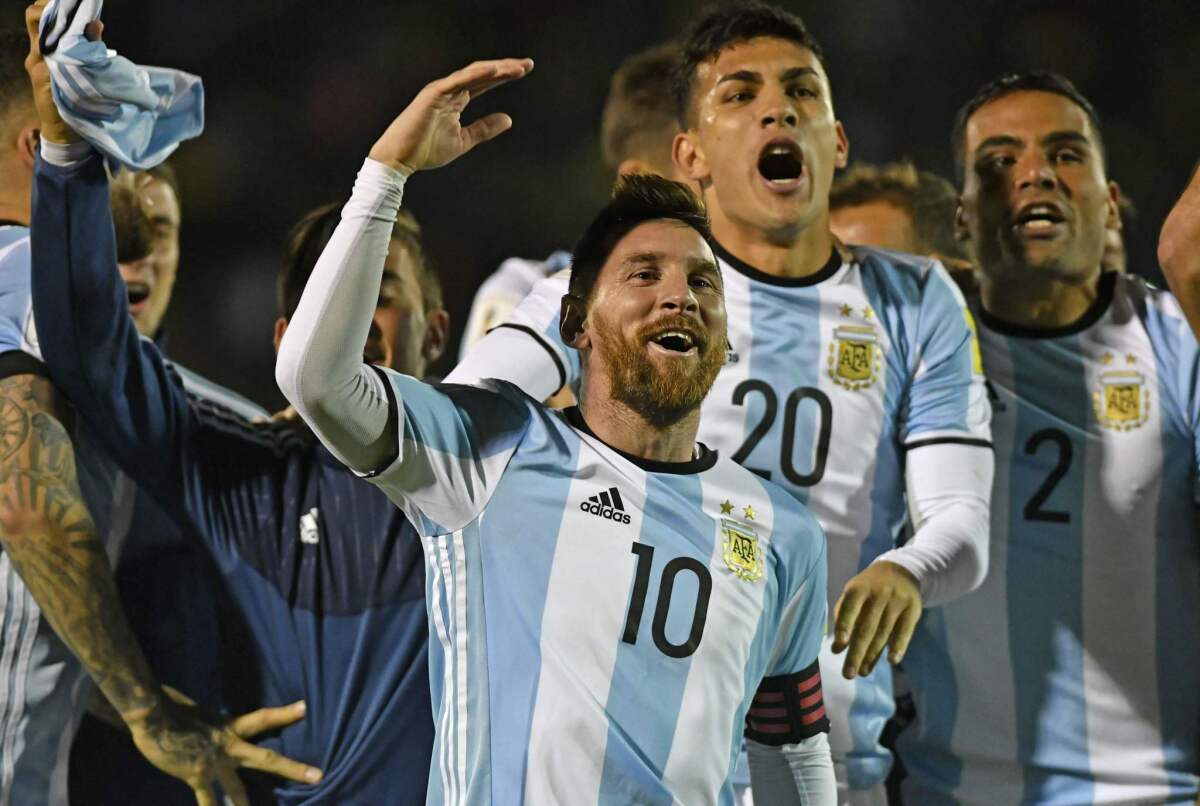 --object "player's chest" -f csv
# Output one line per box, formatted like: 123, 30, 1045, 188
982, 327, 1171, 522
